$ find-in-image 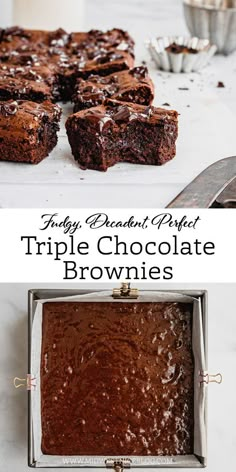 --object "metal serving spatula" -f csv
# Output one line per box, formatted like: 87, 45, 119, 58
167, 156, 236, 208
